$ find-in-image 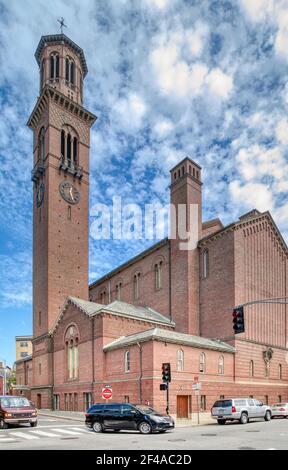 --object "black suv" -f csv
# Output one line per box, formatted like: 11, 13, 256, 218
85, 403, 175, 434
